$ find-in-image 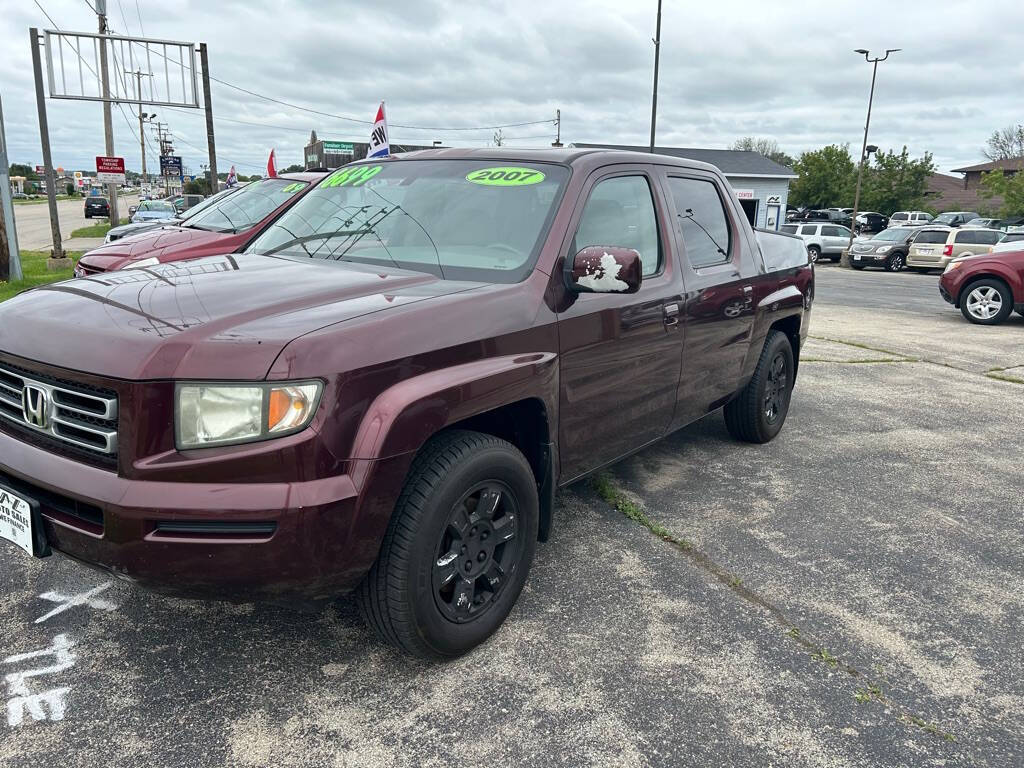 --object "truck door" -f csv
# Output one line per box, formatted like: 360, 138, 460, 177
556, 168, 685, 482
661, 171, 760, 429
